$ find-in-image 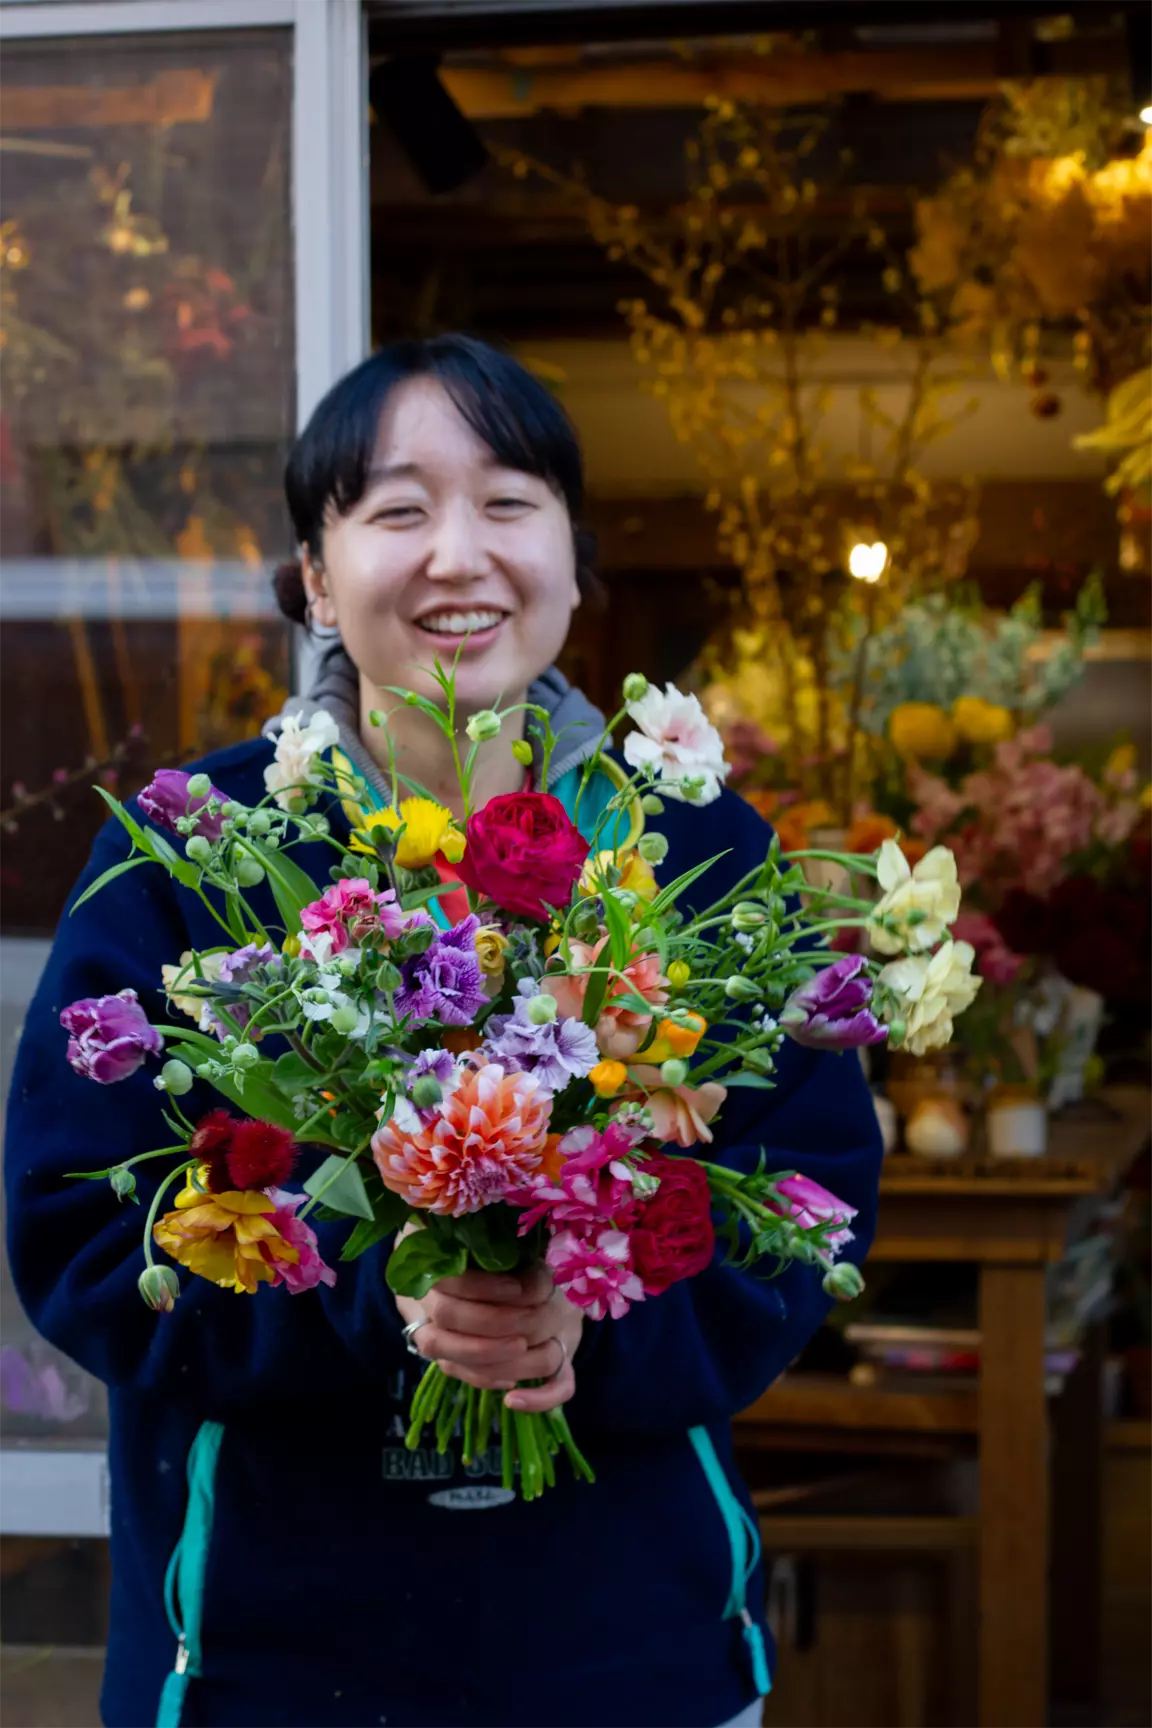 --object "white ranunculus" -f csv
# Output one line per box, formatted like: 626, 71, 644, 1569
264, 709, 340, 813
879, 939, 981, 1055
622, 682, 729, 806
868, 840, 962, 956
